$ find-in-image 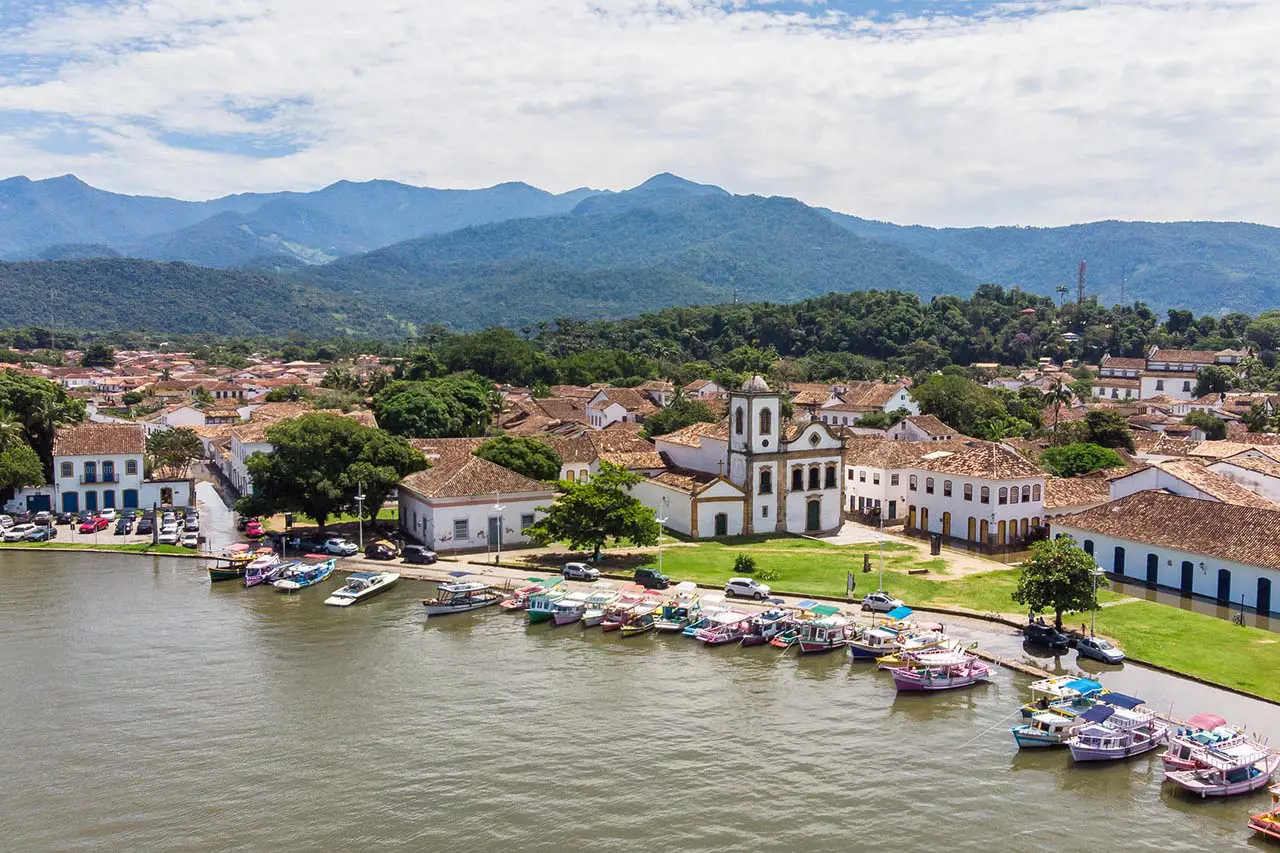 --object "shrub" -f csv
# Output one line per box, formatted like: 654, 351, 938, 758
755, 567, 781, 582
733, 553, 757, 576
